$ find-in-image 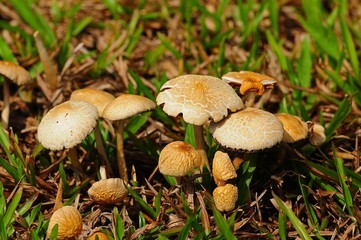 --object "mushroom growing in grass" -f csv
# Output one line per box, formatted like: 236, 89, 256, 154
87, 178, 128, 205
222, 71, 277, 107
308, 123, 326, 147
275, 113, 308, 144
102, 94, 156, 181
0, 60, 32, 129
37, 100, 98, 172
156, 74, 244, 169
213, 184, 238, 212
212, 151, 237, 186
